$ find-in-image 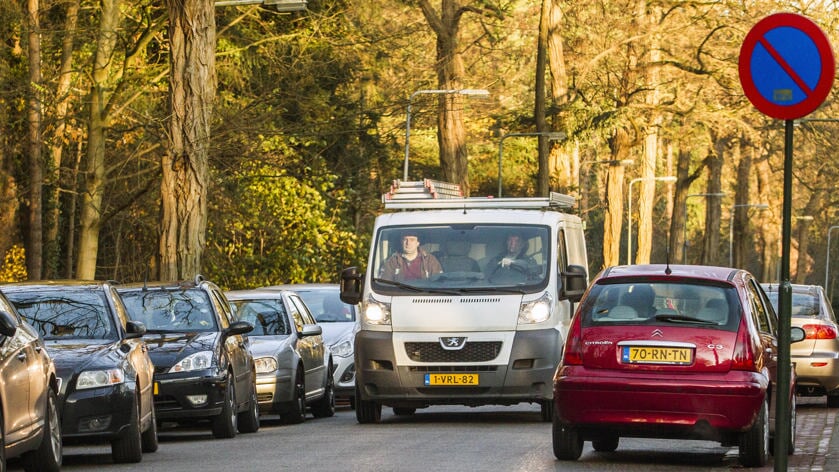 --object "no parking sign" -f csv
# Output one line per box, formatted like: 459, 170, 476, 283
739, 13, 834, 120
